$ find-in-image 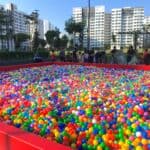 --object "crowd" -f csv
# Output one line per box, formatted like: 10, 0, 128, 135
34, 46, 150, 65
50, 49, 107, 64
